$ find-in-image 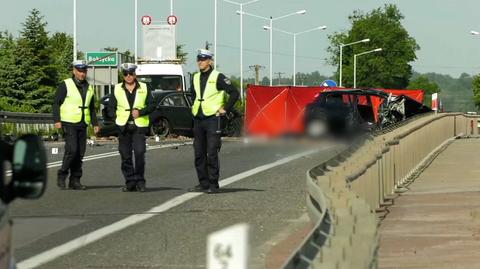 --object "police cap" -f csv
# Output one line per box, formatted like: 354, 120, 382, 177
72, 60, 88, 70
121, 63, 138, 73
197, 49, 214, 61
